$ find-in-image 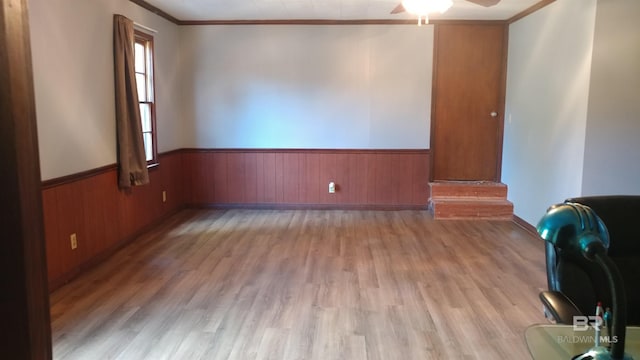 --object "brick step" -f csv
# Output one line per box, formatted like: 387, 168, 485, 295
430, 198, 514, 220
429, 181, 508, 199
